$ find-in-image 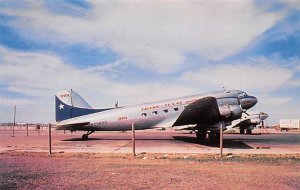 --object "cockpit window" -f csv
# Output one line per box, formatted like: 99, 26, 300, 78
217, 98, 239, 106
238, 92, 247, 99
